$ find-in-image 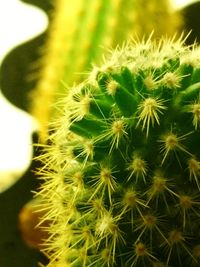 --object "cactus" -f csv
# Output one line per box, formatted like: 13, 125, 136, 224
36, 35, 200, 267
30, 0, 181, 141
